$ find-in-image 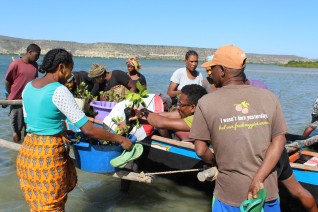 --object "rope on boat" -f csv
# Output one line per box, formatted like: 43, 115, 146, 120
135, 169, 205, 184
138, 167, 218, 183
